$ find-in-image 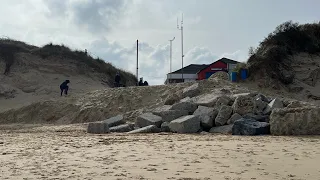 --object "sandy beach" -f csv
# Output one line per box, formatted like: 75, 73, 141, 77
1, 128, 319, 180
